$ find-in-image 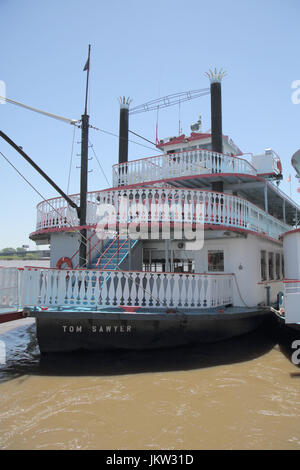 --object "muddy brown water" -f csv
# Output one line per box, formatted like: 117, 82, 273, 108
0, 317, 299, 450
